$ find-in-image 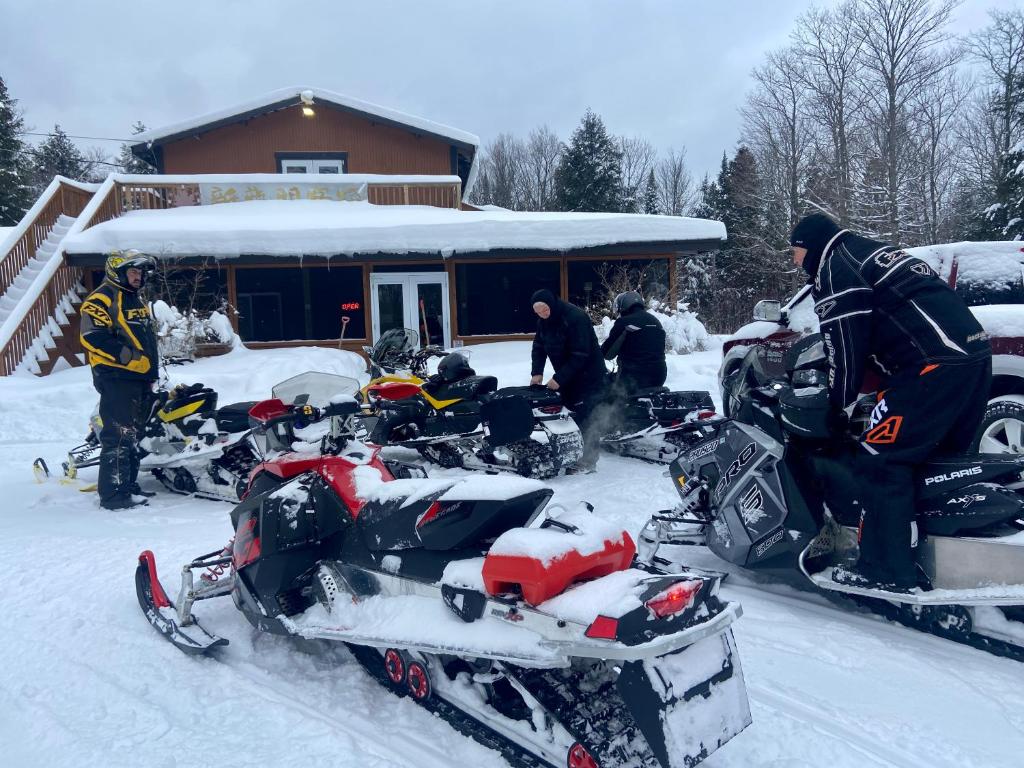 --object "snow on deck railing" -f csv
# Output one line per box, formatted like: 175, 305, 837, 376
0, 175, 114, 375
87, 173, 463, 217
0, 177, 98, 300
